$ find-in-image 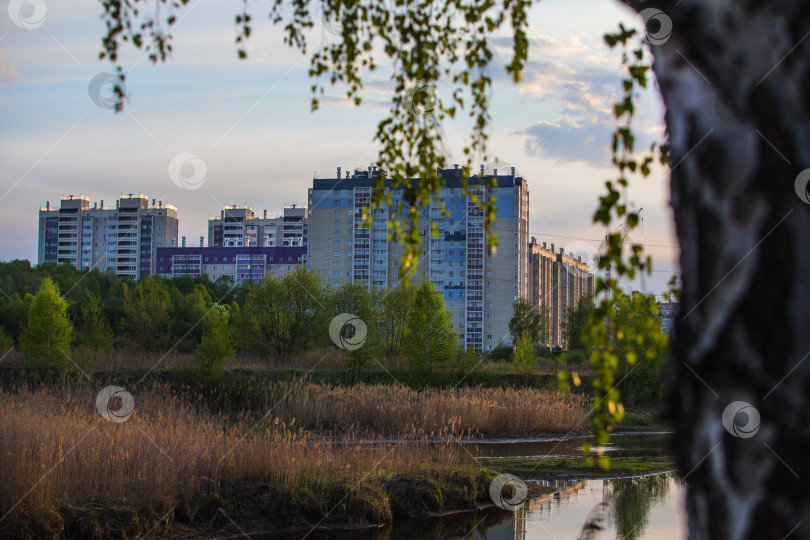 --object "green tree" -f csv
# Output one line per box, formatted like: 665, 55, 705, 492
562, 294, 593, 356
508, 299, 550, 347
243, 267, 327, 361
379, 283, 415, 361
330, 282, 381, 369
512, 330, 537, 381
195, 304, 234, 376
173, 283, 212, 351
402, 279, 457, 374
75, 293, 114, 352
611, 292, 668, 404
0, 328, 14, 357
122, 278, 172, 352
20, 278, 73, 370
